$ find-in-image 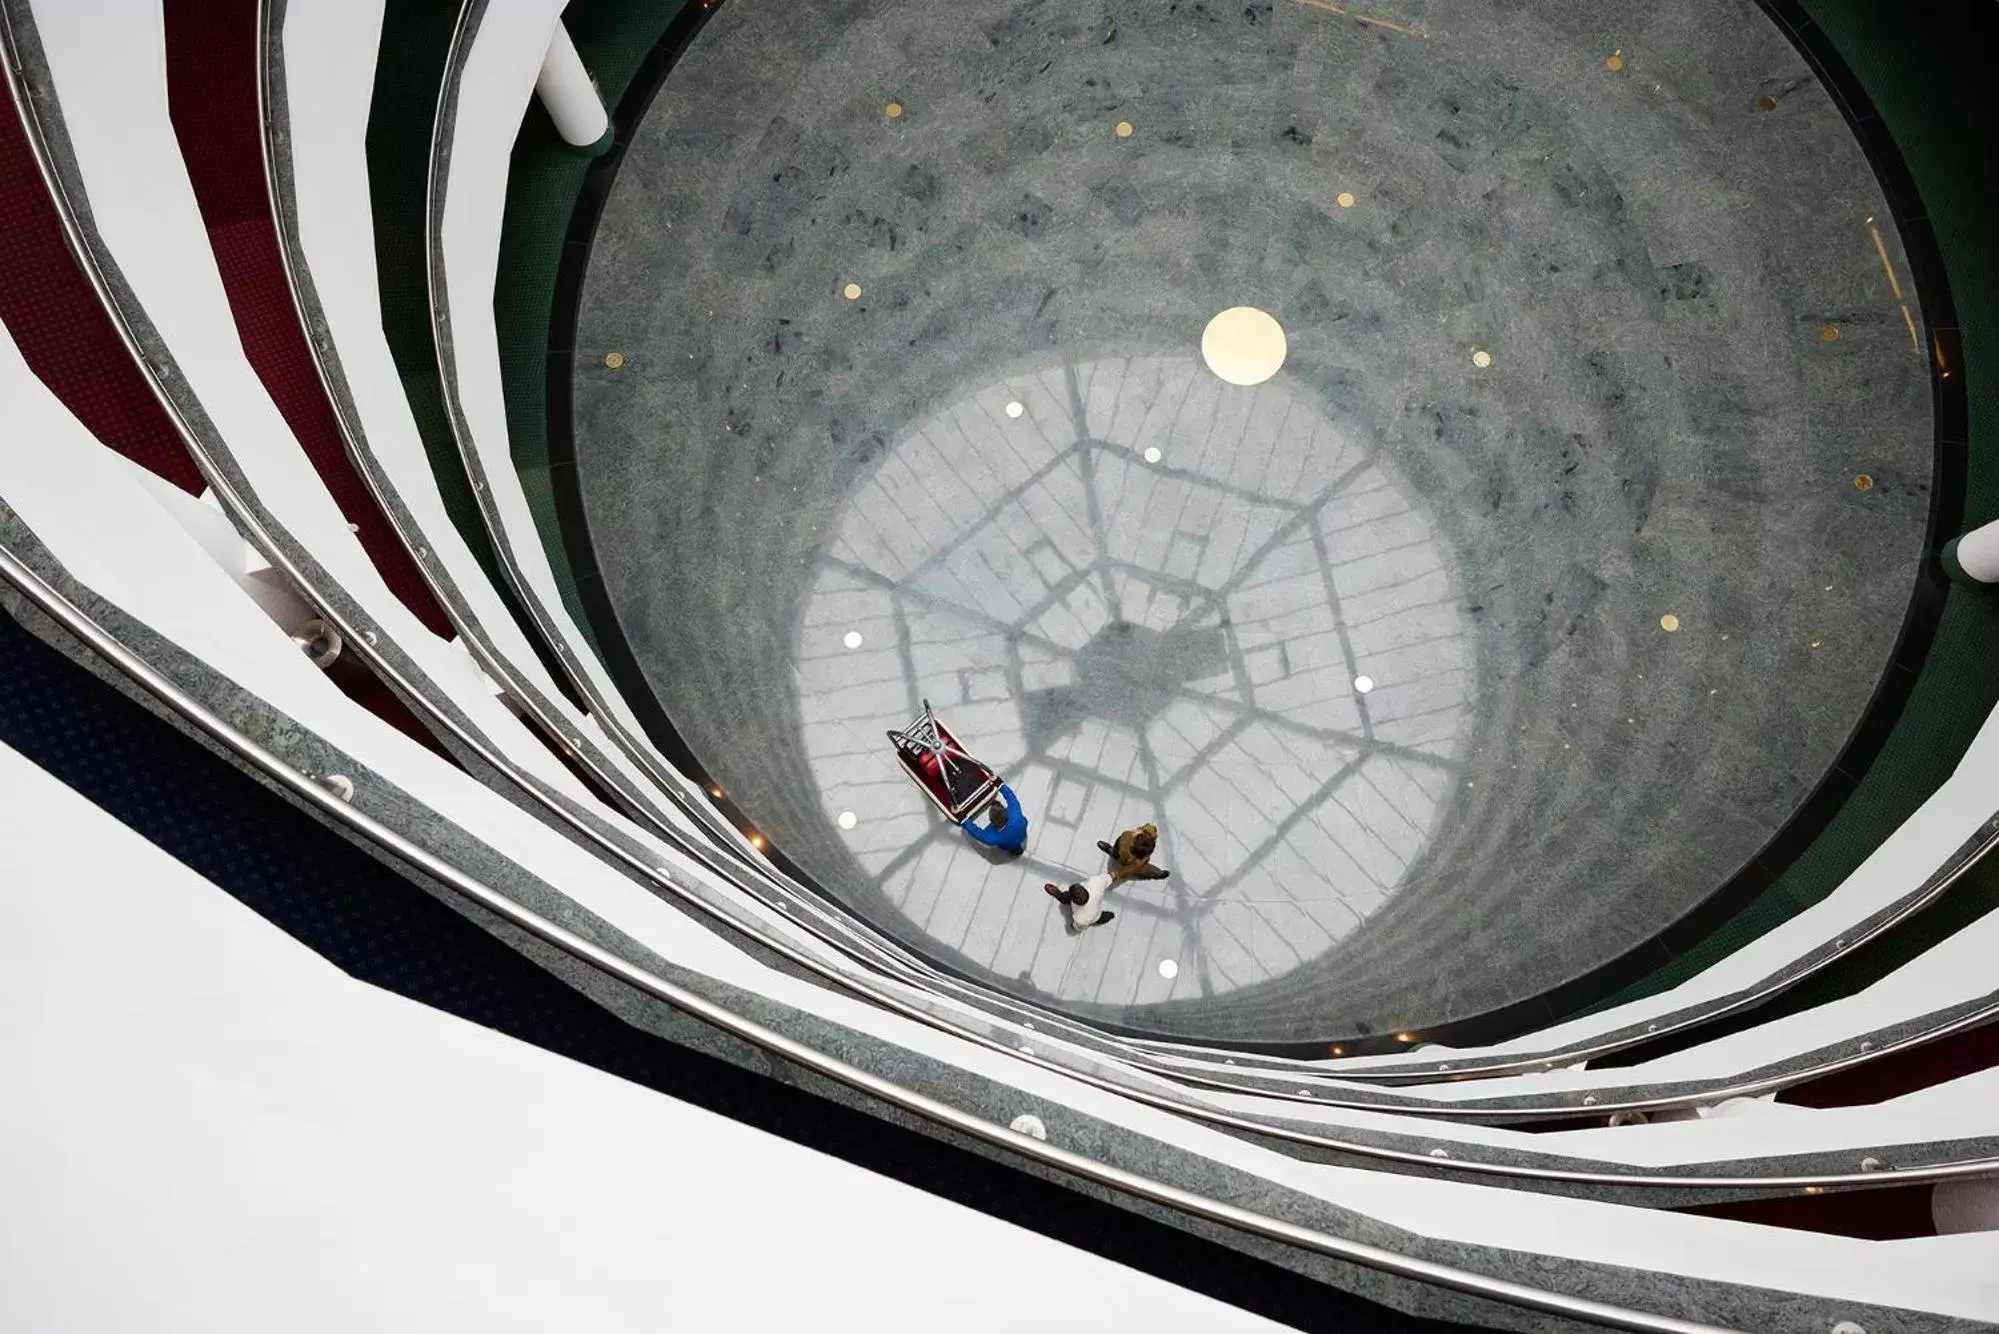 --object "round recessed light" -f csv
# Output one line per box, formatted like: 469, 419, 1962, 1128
837, 810, 858, 830
1353, 674, 1375, 694
1005, 400, 1024, 418
1201, 307, 1287, 386
842, 282, 862, 300
1604, 51, 1625, 72
1472, 348, 1493, 368
1659, 613, 1680, 632
884, 101, 904, 119
1335, 191, 1356, 209
843, 630, 864, 649
1158, 959, 1179, 979
1114, 120, 1134, 138
603, 351, 625, 369
1143, 446, 1163, 464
